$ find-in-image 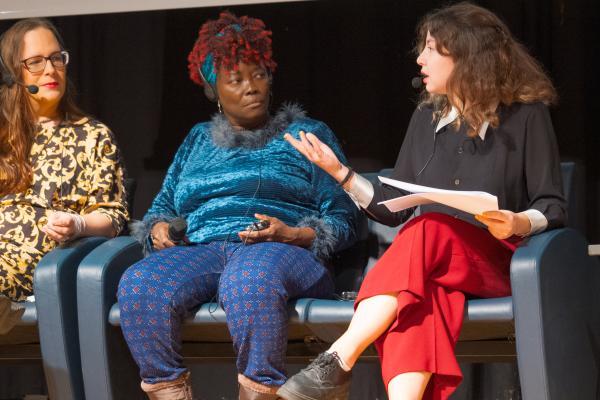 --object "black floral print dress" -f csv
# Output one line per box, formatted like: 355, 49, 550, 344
0, 118, 128, 300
